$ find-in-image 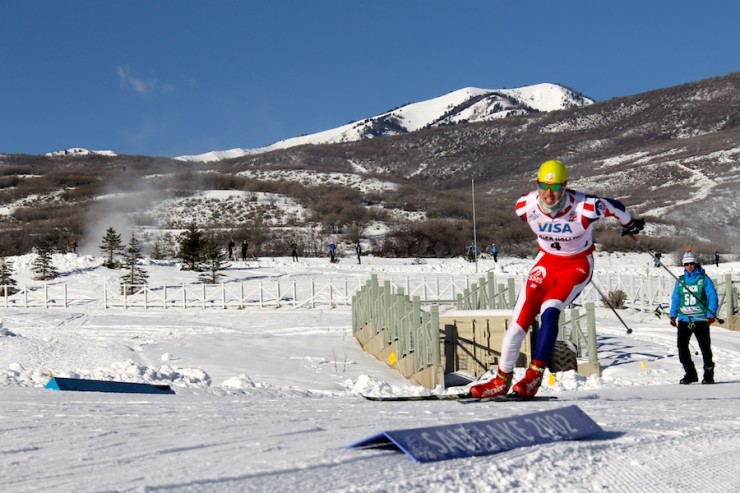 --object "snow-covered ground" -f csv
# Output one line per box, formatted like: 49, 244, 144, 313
1, 252, 739, 492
